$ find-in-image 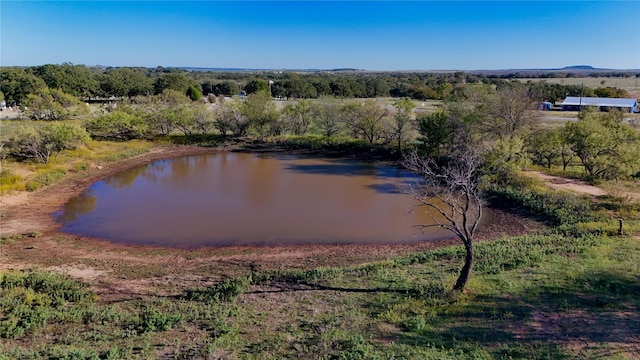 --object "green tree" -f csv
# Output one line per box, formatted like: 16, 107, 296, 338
416, 111, 453, 157
244, 79, 269, 95
30, 63, 98, 98
594, 87, 629, 98
527, 129, 563, 169
211, 81, 240, 96
146, 107, 183, 136
216, 98, 247, 137
23, 88, 87, 120
564, 110, 640, 178
154, 73, 200, 95
155, 89, 191, 107
85, 110, 148, 140
190, 104, 216, 135
0, 67, 47, 105
98, 68, 153, 98
314, 98, 343, 137
392, 98, 415, 152
165, 106, 197, 136
281, 100, 319, 136
484, 136, 530, 180
7, 123, 89, 163
341, 100, 389, 143
240, 91, 279, 136
281, 74, 317, 99
142, 89, 192, 135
